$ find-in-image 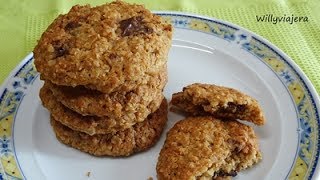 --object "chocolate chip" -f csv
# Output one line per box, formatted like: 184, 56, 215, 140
109, 53, 117, 59
54, 46, 68, 58
193, 105, 211, 116
144, 26, 153, 33
228, 171, 238, 177
213, 170, 238, 178
230, 102, 246, 113
219, 102, 246, 114
65, 21, 80, 30
119, 16, 153, 36
52, 40, 69, 58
